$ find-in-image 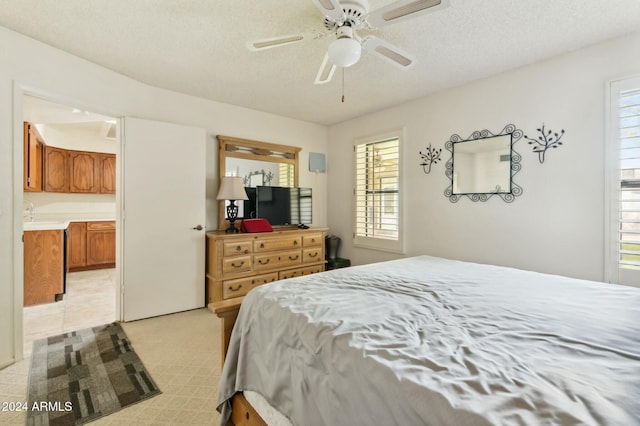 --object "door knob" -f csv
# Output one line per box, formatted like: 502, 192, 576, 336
192, 225, 203, 231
